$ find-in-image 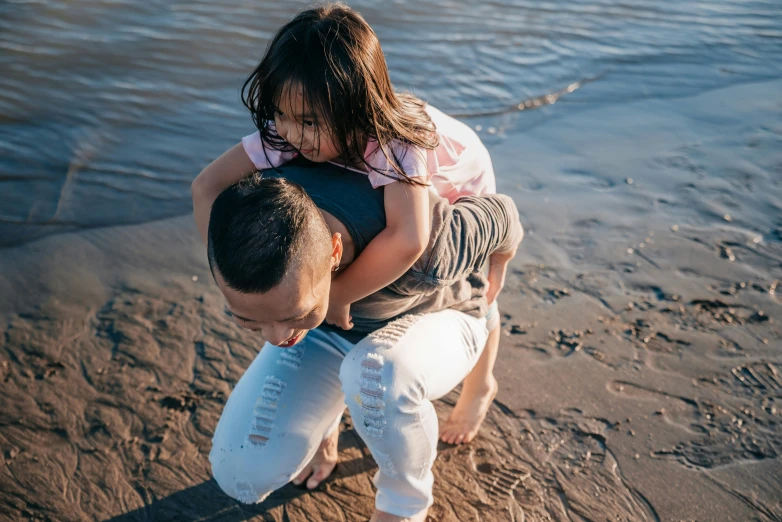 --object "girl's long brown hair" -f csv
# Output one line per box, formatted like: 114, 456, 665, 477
241, 3, 438, 185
